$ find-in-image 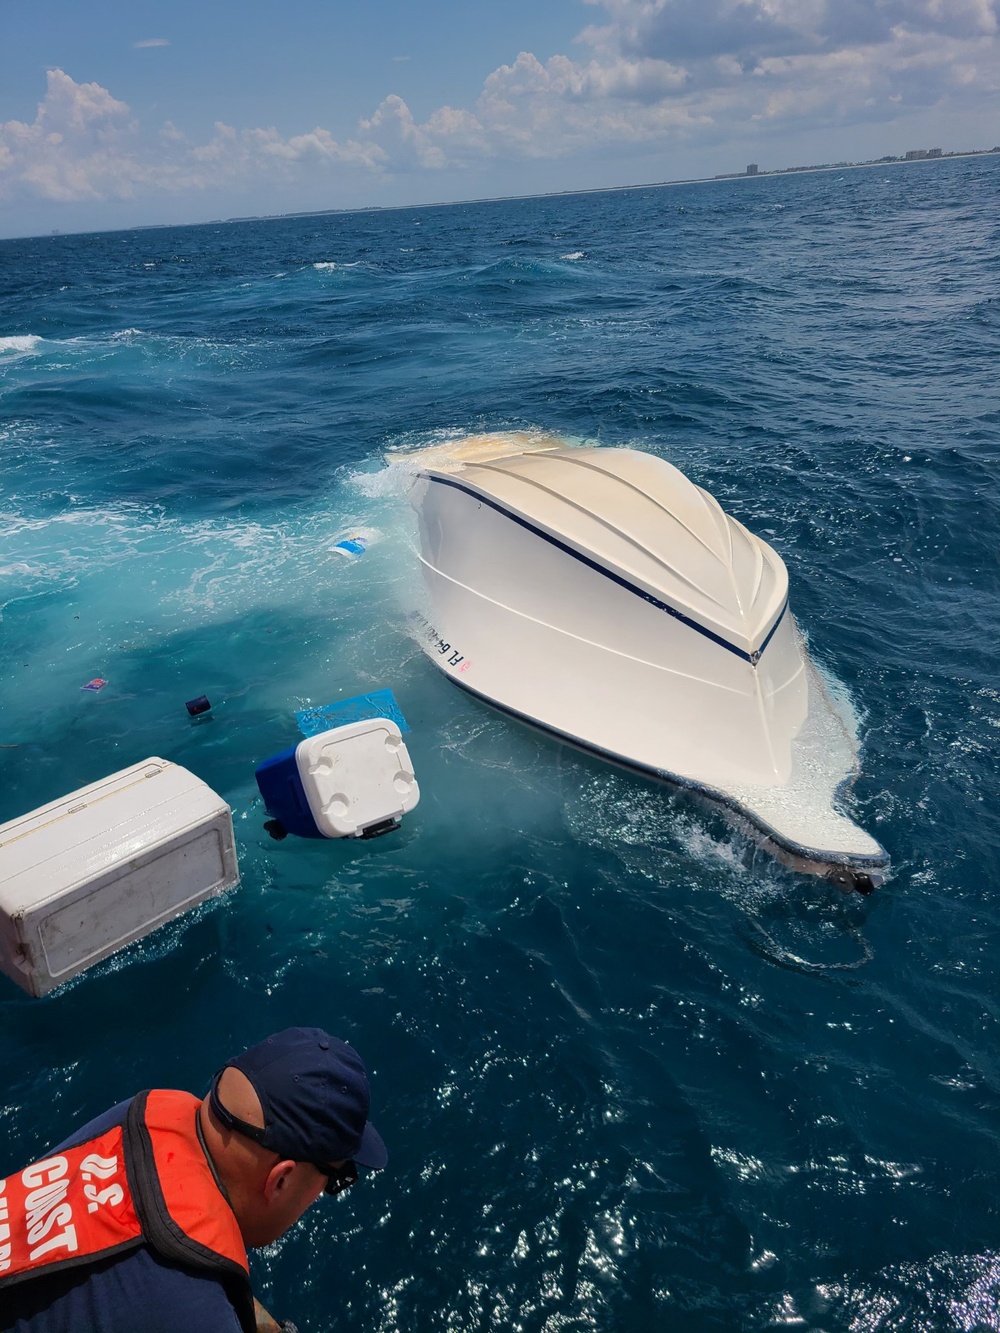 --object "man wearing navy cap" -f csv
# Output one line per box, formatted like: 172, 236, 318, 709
0, 1028, 386, 1333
